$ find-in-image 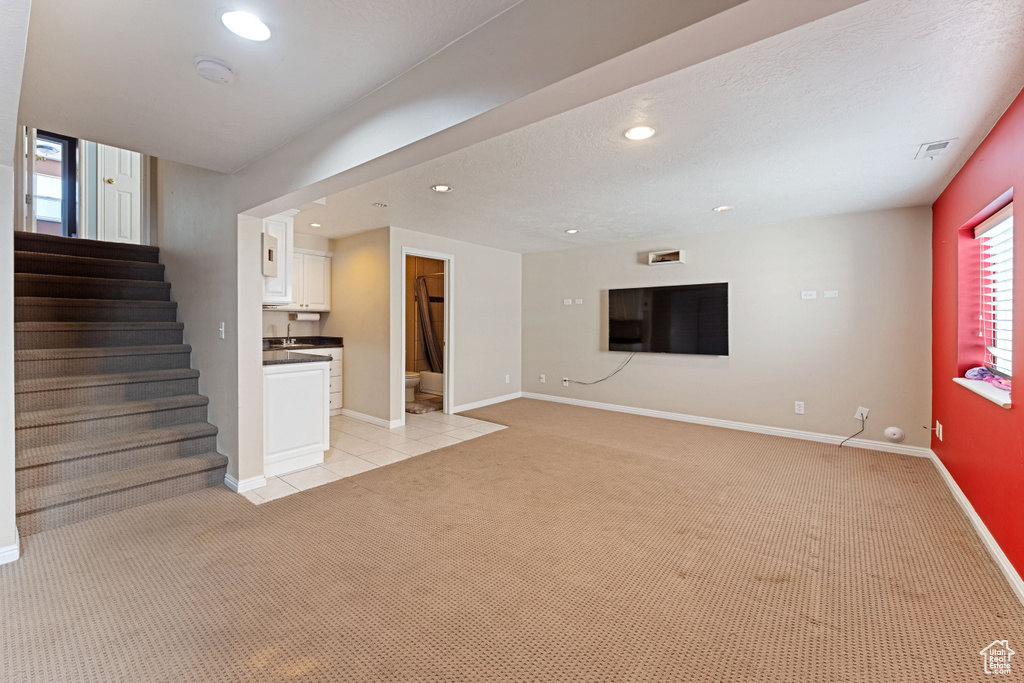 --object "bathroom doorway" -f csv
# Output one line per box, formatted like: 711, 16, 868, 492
402, 248, 453, 419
